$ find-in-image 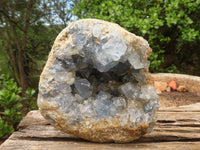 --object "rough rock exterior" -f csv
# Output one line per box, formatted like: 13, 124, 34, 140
37, 19, 160, 143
